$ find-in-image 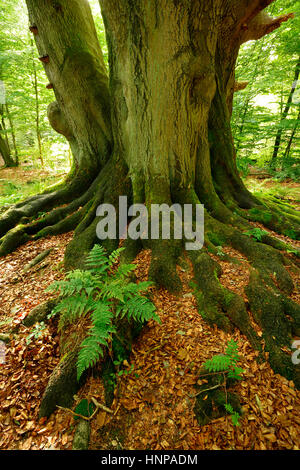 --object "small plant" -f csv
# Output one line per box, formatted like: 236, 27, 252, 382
203, 339, 244, 381
203, 339, 244, 426
224, 403, 241, 427
114, 358, 134, 377
46, 245, 160, 381
216, 246, 225, 257
26, 321, 47, 345
244, 227, 268, 242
